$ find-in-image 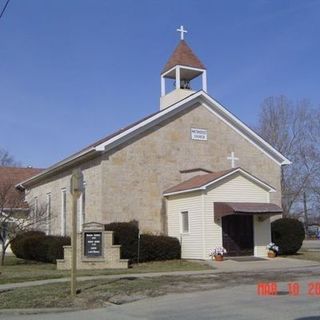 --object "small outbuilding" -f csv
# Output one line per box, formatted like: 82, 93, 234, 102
164, 167, 283, 259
